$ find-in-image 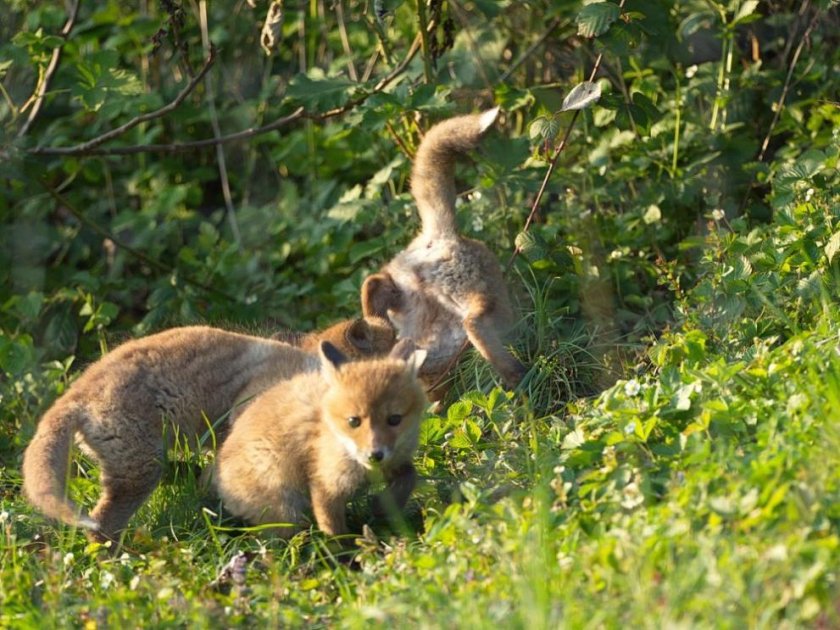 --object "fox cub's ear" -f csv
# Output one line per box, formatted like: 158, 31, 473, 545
345, 318, 372, 352
320, 340, 348, 381
390, 339, 427, 377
